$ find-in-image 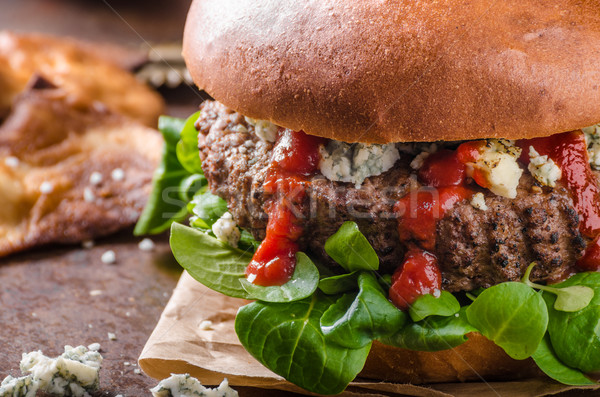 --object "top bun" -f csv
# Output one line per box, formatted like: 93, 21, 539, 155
183, 0, 600, 143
